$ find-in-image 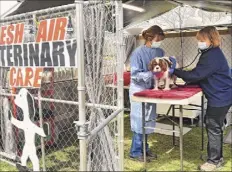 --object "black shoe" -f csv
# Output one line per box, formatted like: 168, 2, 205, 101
16, 163, 31, 172
146, 151, 158, 159
129, 155, 151, 162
